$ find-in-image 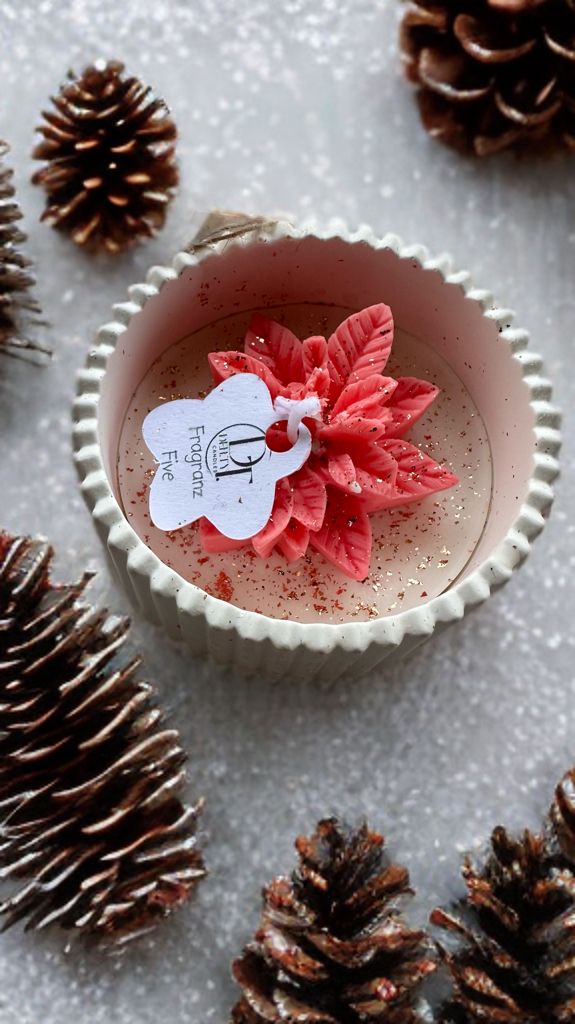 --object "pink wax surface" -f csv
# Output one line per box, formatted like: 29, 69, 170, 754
116, 304, 492, 623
